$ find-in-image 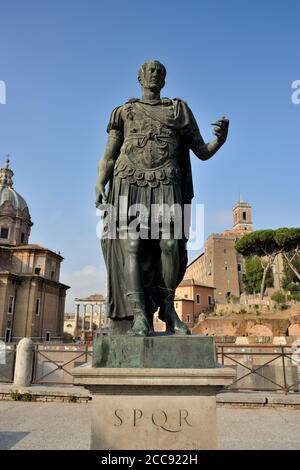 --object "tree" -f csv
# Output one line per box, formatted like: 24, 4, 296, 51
282, 252, 300, 292
274, 228, 300, 282
235, 230, 281, 300
243, 256, 274, 295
